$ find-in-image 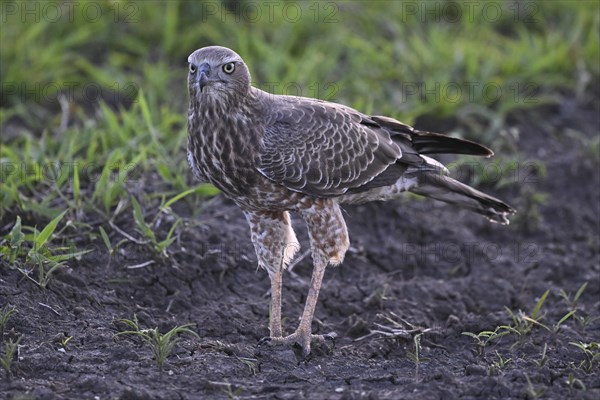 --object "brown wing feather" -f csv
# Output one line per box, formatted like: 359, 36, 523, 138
256, 94, 401, 197
255, 92, 496, 197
